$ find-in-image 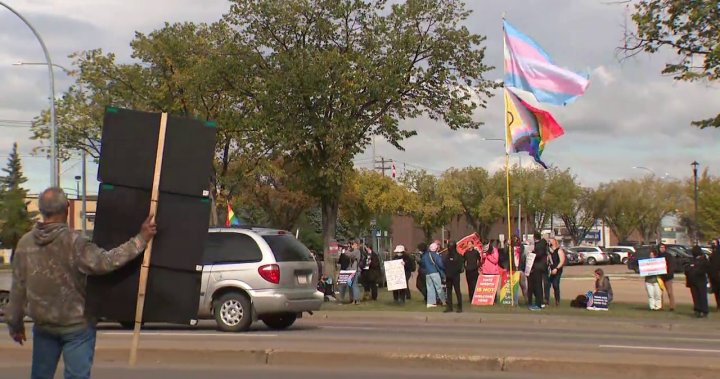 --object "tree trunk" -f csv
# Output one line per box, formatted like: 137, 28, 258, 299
321, 196, 338, 284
